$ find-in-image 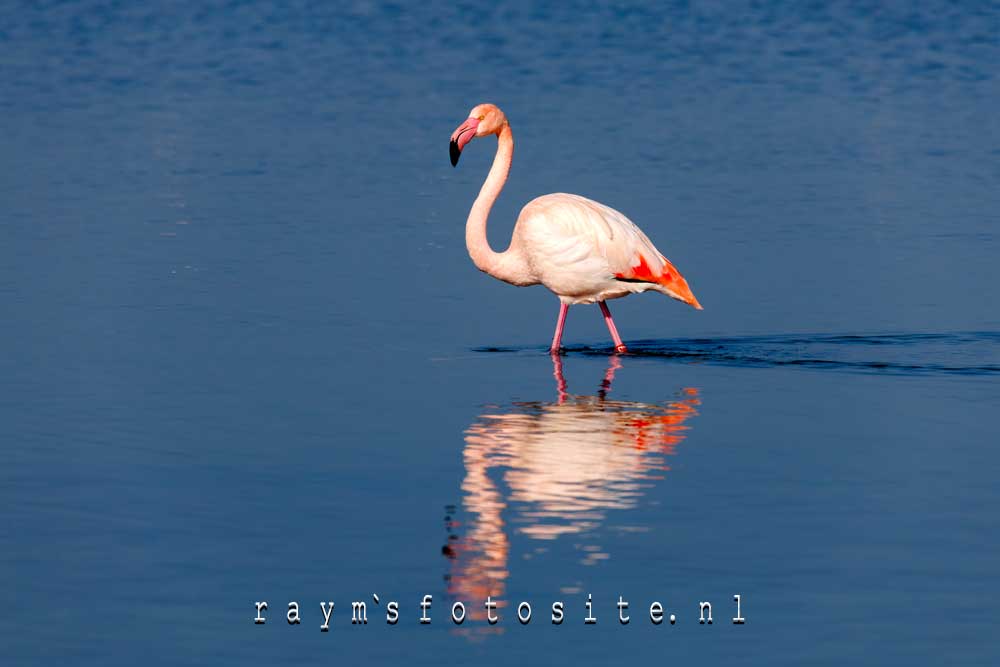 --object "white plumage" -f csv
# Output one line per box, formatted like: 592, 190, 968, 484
512, 193, 696, 305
